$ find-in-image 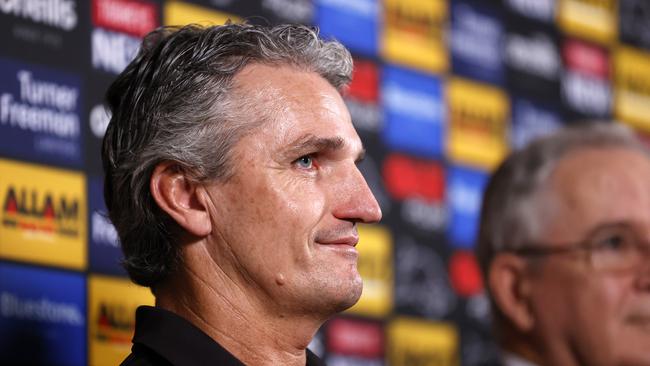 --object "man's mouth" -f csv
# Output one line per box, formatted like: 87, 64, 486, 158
315, 235, 359, 247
